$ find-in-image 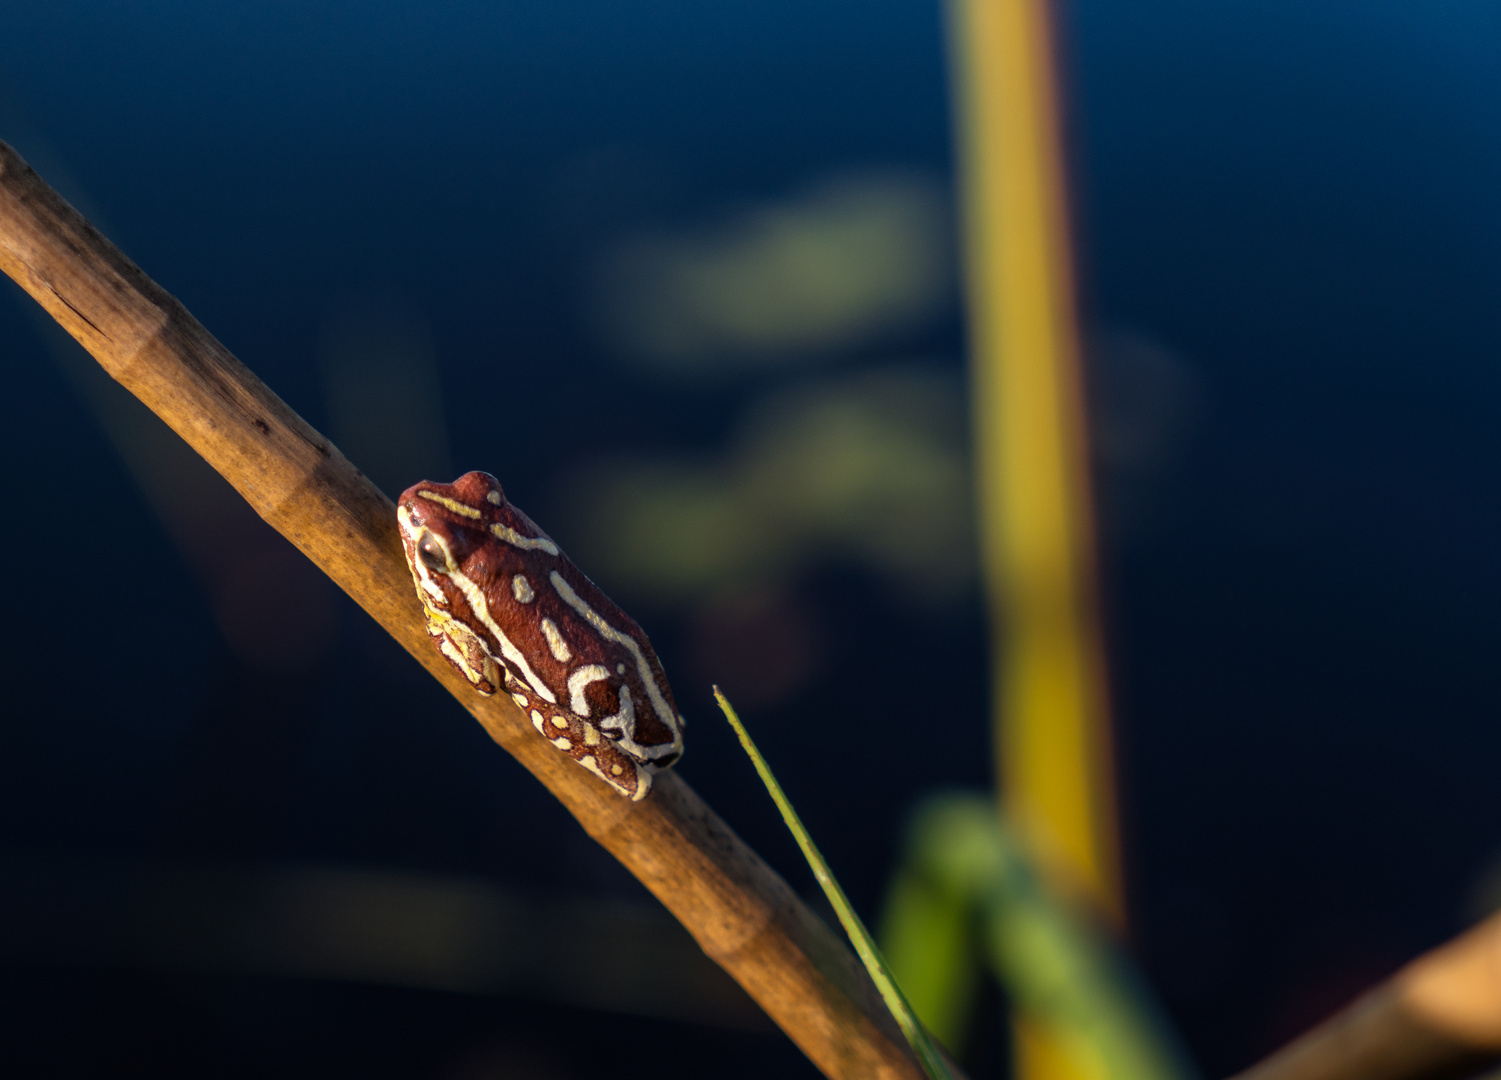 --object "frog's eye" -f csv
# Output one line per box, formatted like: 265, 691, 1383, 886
417, 533, 448, 573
